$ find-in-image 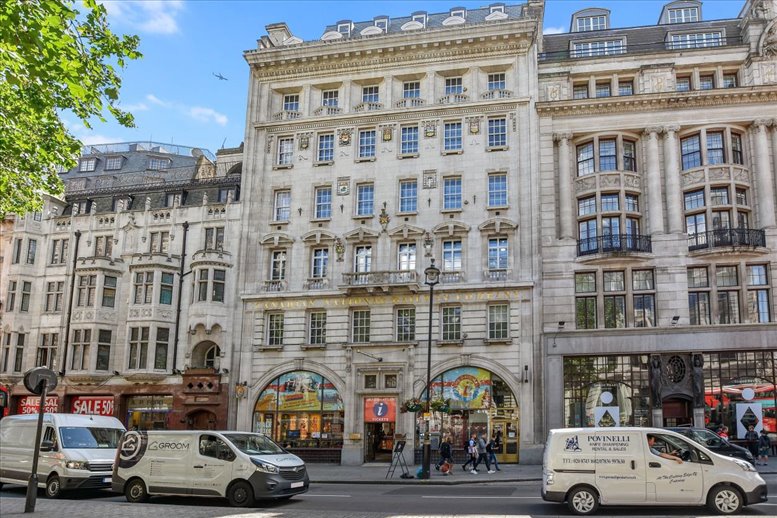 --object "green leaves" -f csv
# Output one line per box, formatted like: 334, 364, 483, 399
0, 0, 141, 216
